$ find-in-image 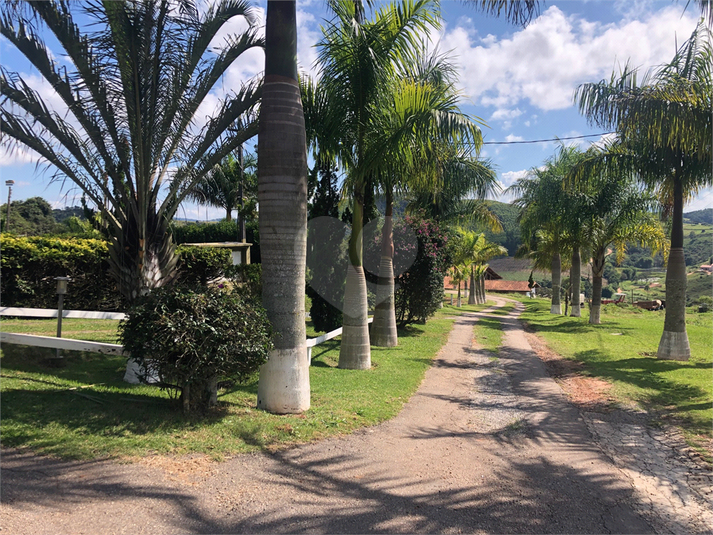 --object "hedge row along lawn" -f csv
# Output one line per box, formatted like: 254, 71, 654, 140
0, 304, 485, 460
514, 297, 712, 455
